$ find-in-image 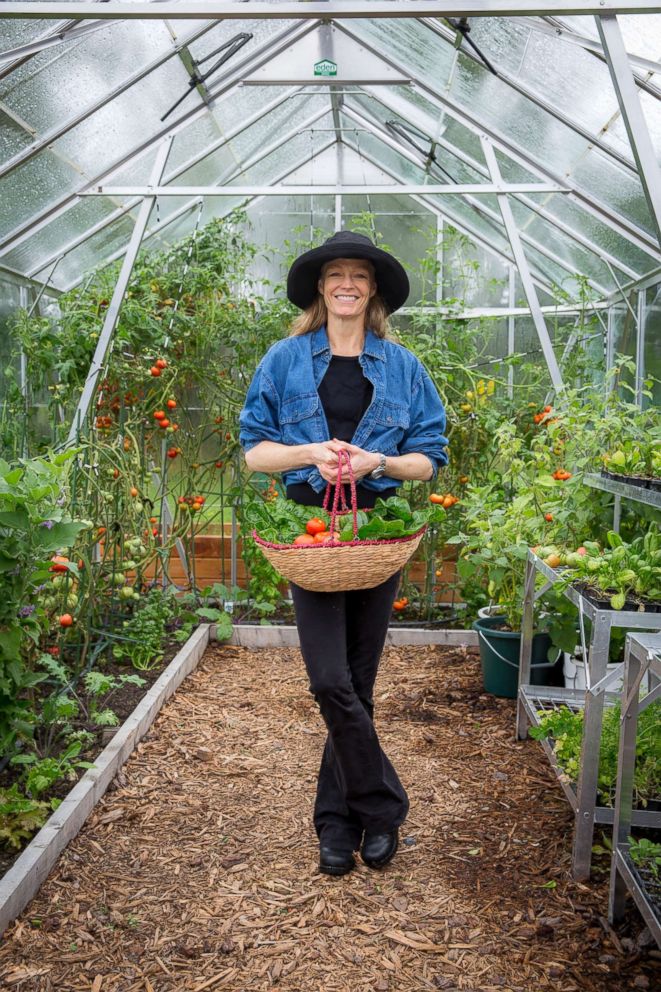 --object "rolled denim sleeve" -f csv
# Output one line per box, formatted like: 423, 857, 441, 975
239, 363, 282, 453
398, 364, 449, 479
